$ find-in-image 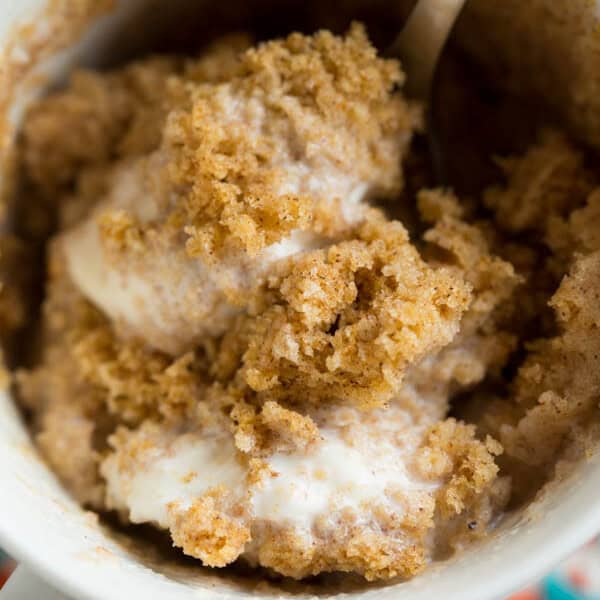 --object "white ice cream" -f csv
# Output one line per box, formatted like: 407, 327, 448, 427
251, 428, 434, 530
101, 401, 440, 555
103, 430, 245, 528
